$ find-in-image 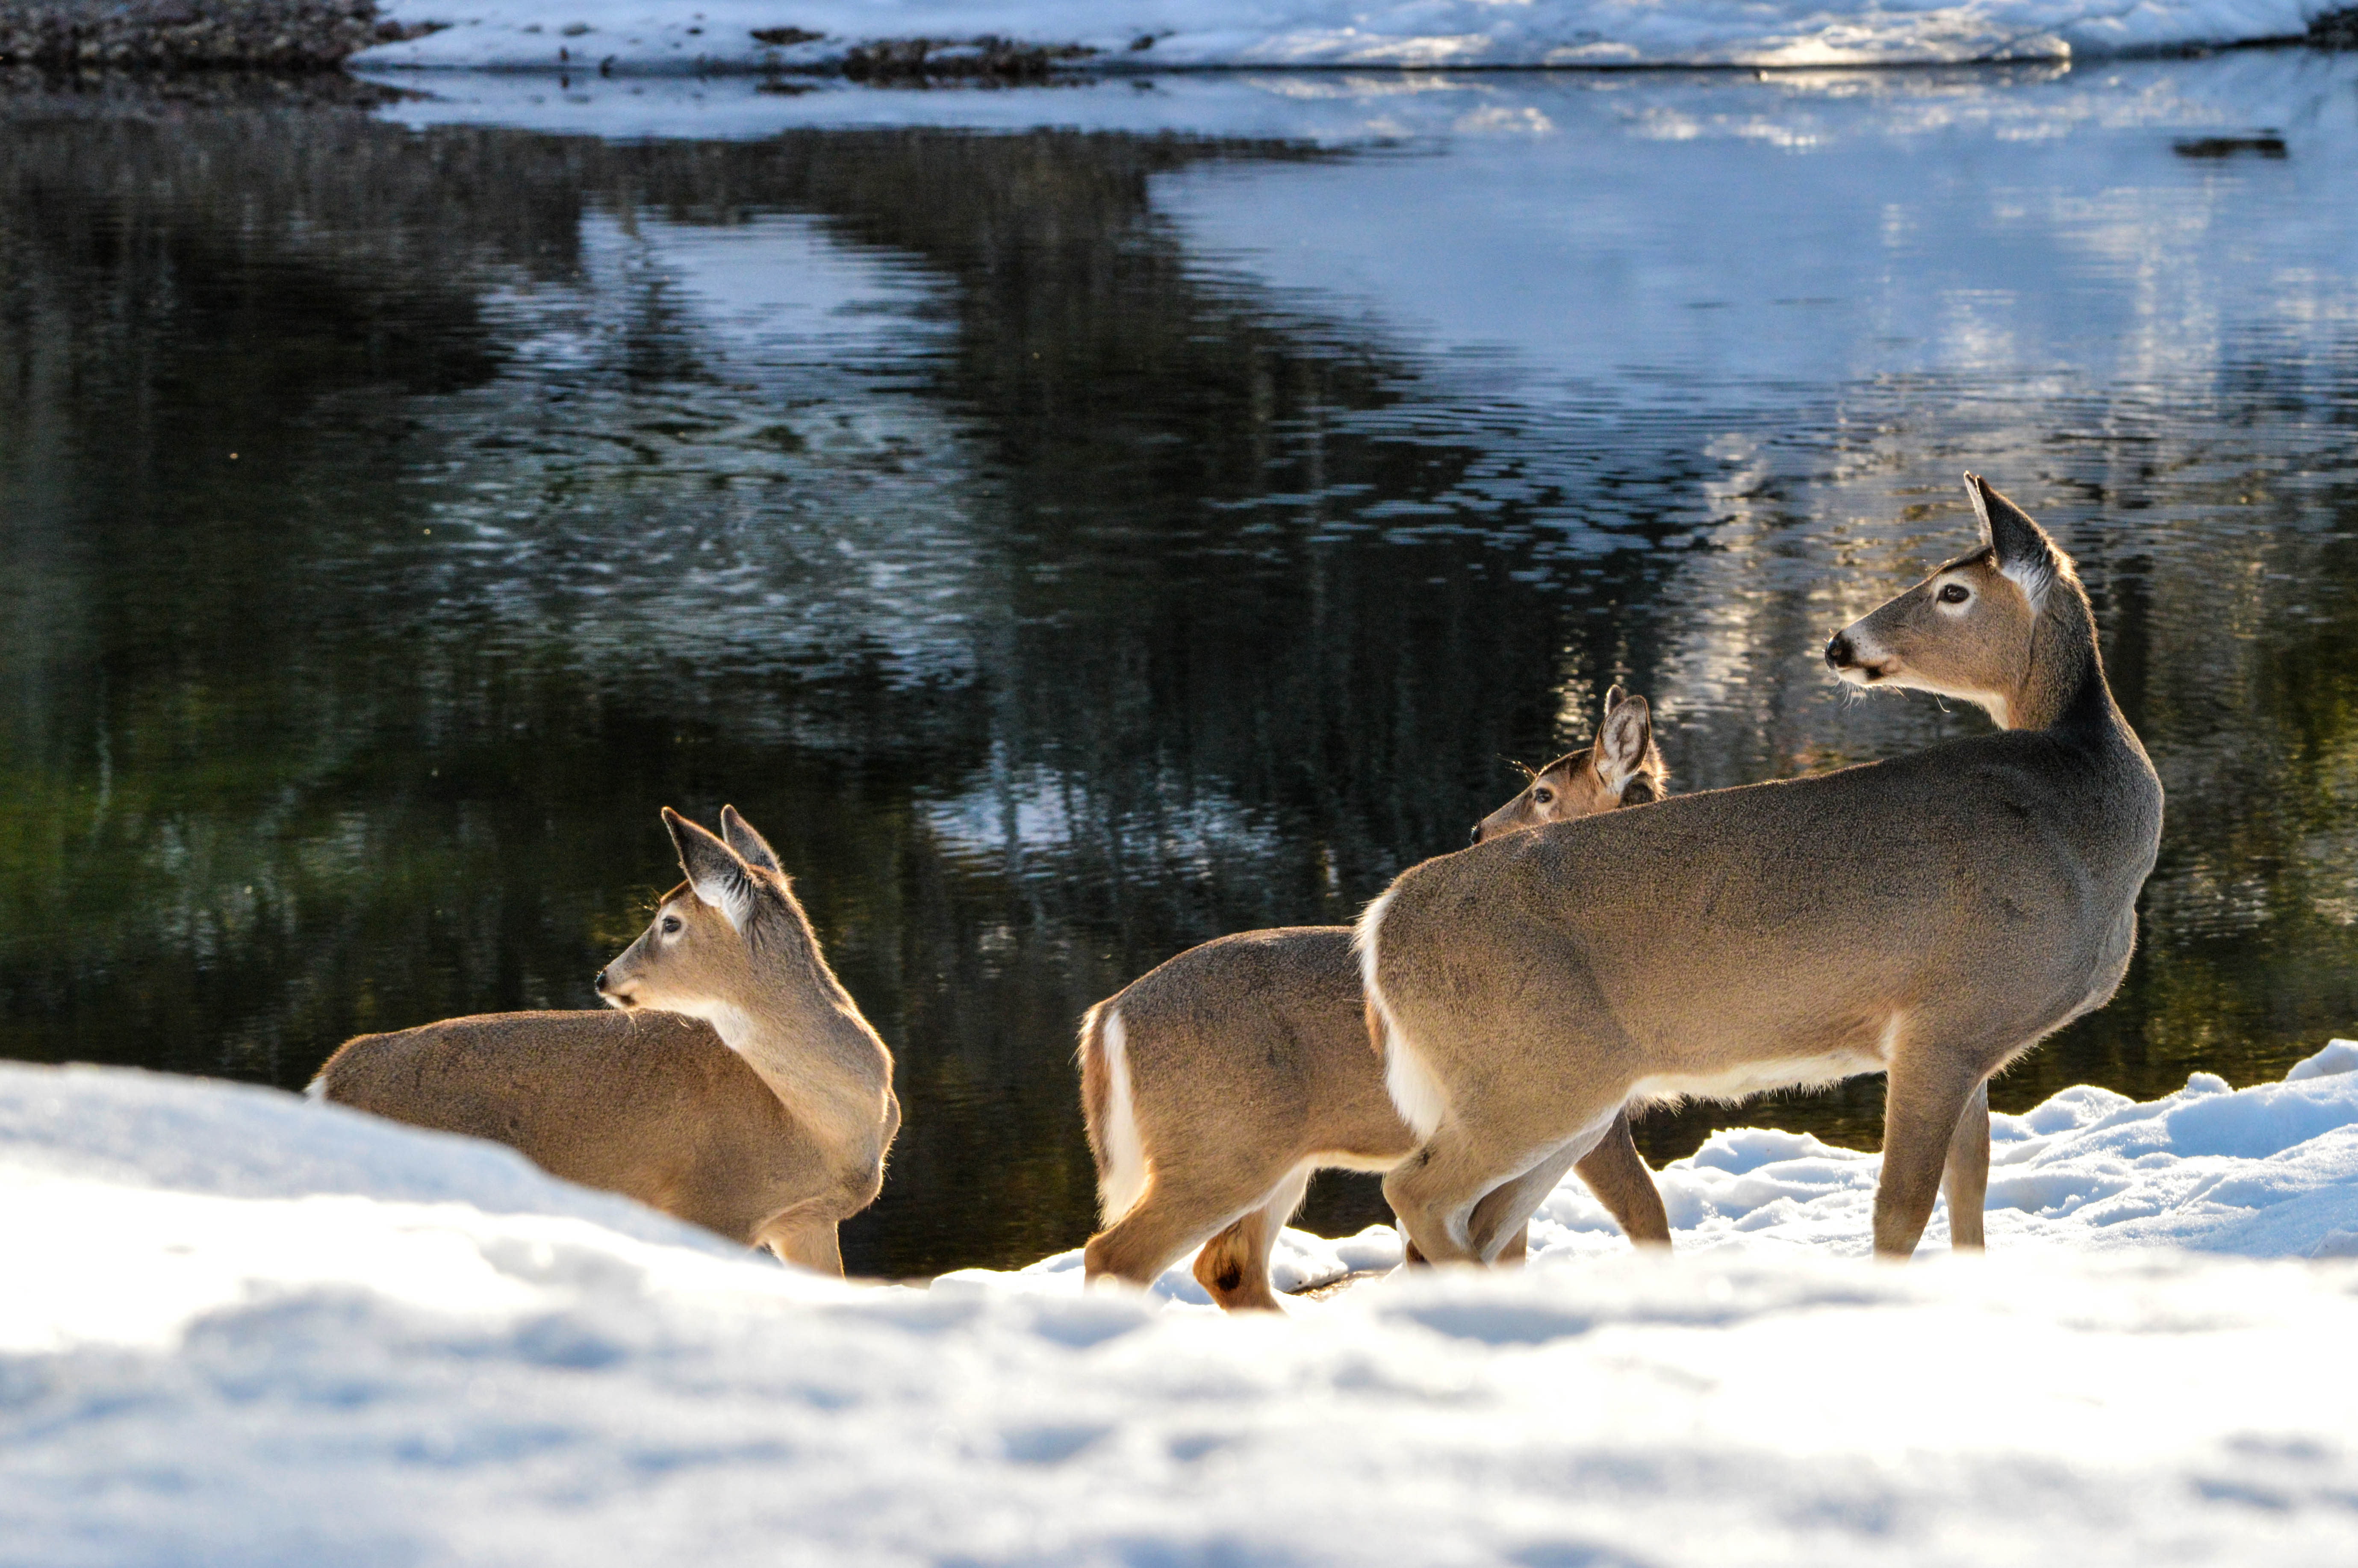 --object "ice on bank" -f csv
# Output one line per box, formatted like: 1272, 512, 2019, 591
358, 0, 2349, 75
5, 1043, 2358, 1563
